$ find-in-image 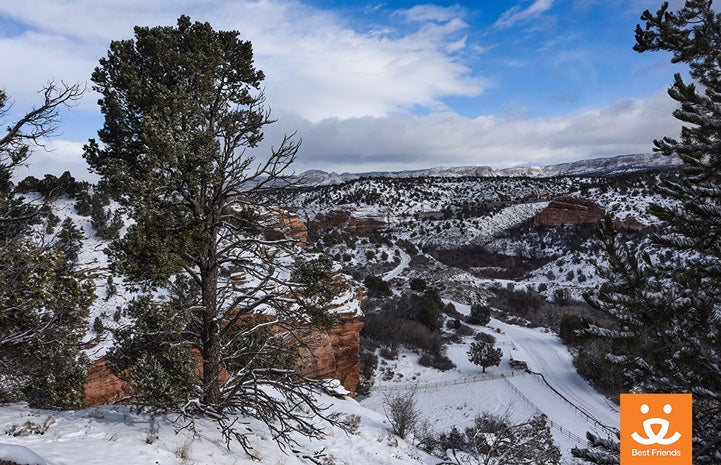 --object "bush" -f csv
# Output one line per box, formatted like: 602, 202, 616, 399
455, 324, 475, 337
467, 304, 491, 326
364, 274, 392, 297
384, 389, 420, 438
474, 332, 496, 344
418, 353, 456, 371
409, 277, 427, 291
